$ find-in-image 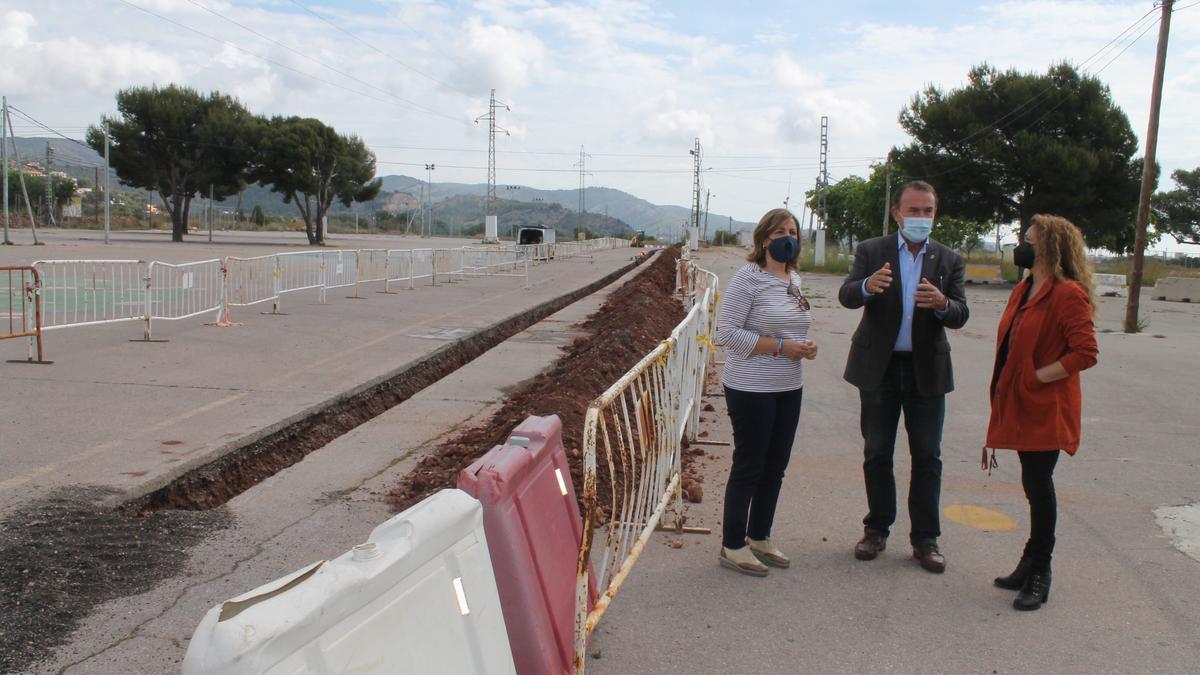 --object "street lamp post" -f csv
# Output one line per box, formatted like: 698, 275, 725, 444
424, 163, 435, 238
